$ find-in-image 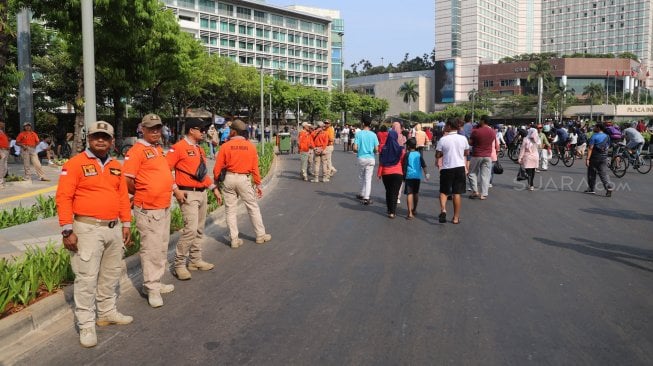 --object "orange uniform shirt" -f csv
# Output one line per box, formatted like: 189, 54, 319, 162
326, 126, 335, 145
56, 151, 131, 227
298, 130, 312, 152
16, 131, 39, 147
213, 136, 262, 185
0, 131, 9, 149
312, 130, 329, 150
166, 138, 212, 188
122, 140, 173, 209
